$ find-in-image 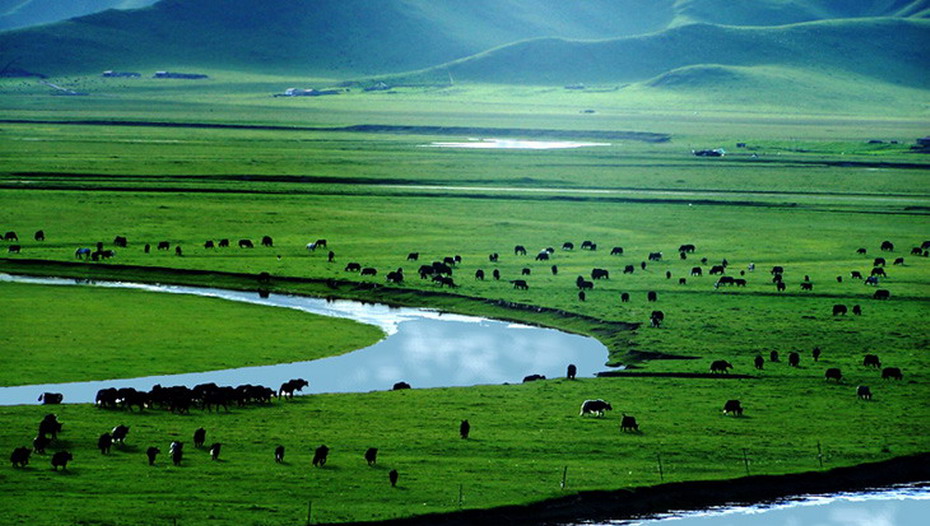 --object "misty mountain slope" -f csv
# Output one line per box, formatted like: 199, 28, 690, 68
0, 0, 155, 31
671, 0, 930, 26
397, 18, 929, 88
